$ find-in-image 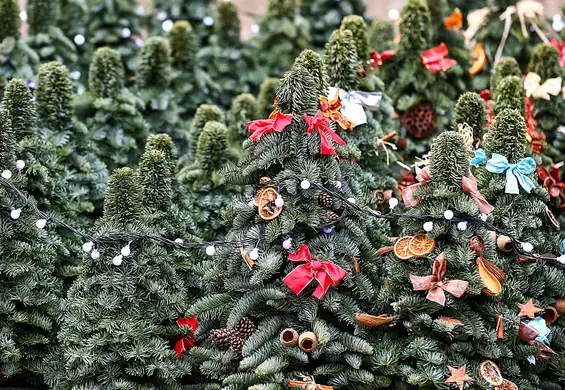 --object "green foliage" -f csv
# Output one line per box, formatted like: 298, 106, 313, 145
340, 15, 369, 61
27, 0, 60, 35
189, 104, 225, 159
136, 36, 172, 89
152, 0, 213, 46
492, 75, 525, 116
89, 47, 125, 99
294, 49, 329, 98
325, 29, 359, 91
228, 93, 257, 146
2, 78, 36, 139
257, 77, 281, 118
398, 0, 430, 56
216, 0, 241, 47
529, 43, 562, 82
369, 19, 395, 52
195, 121, 228, 173
485, 108, 526, 164
36, 62, 73, 130
490, 57, 521, 93
0, 107, 14, 167
0, 0, 20, 42
429, 131, 469, 188
168, 20, 197, 72
453, 92, 487, 143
